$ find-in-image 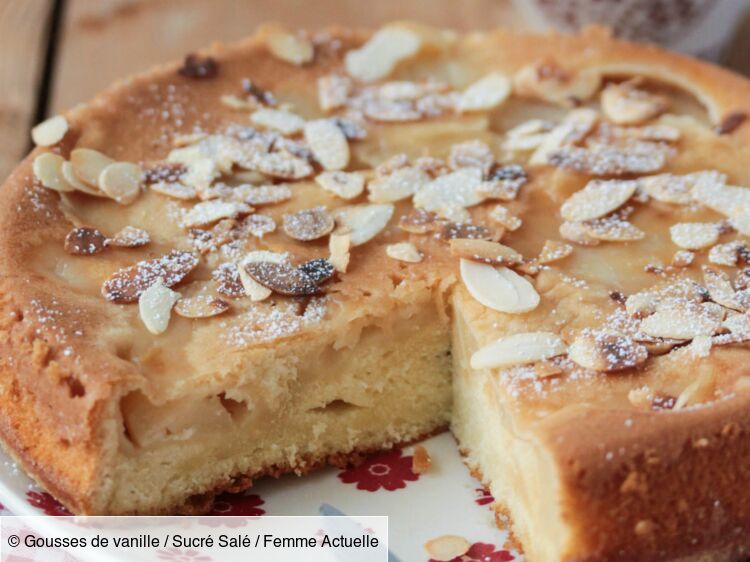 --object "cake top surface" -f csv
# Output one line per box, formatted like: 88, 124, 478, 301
4, 22, 750, 429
